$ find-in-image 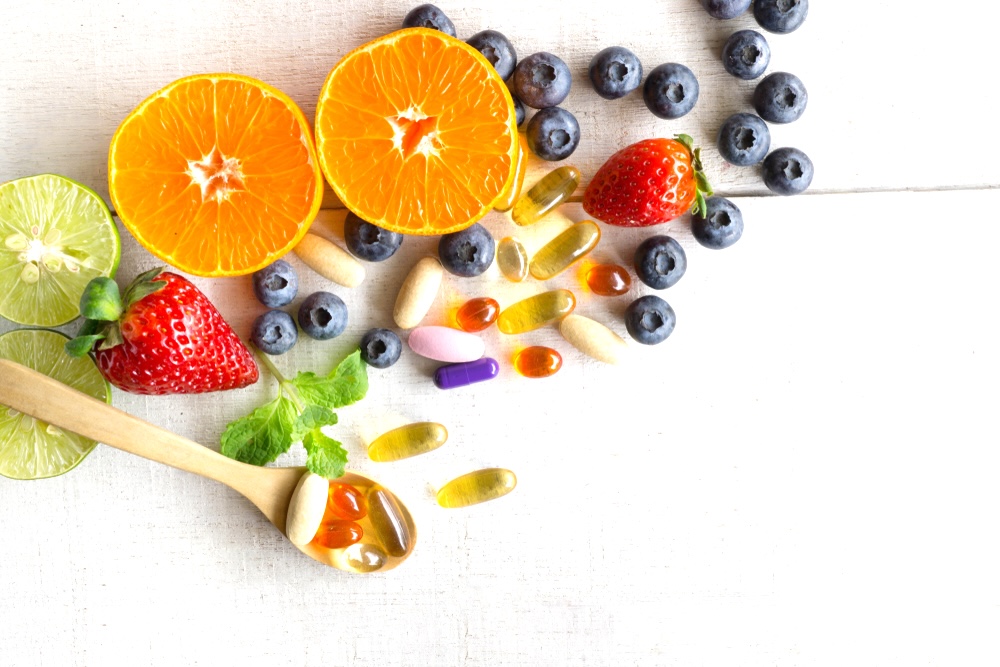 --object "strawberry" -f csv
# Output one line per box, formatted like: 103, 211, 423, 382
583, 134, 713, 227
66, 268, 258, 395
